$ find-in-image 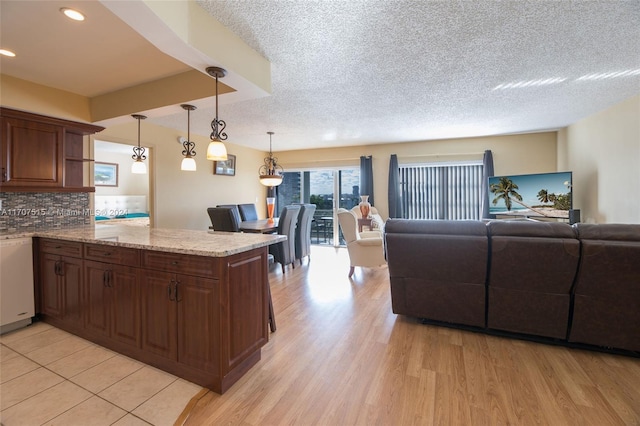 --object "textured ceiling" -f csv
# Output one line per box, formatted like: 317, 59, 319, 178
1, 0, 639, 152
178, 0, 639, 151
